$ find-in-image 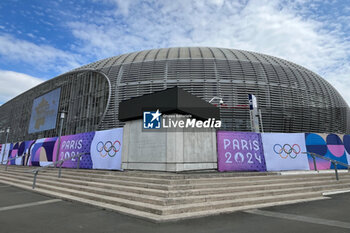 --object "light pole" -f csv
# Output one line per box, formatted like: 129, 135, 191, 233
55, 111, 66, 165
209, 96, 224, 105
1, 128, 10, 165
